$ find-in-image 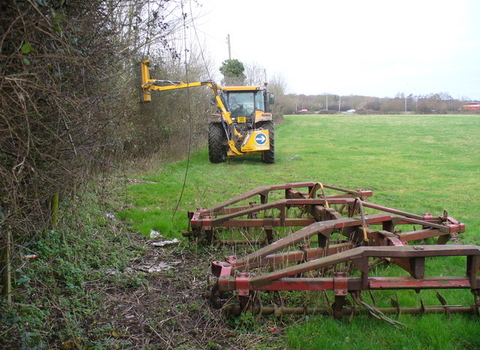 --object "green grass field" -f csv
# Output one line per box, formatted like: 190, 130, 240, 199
119, 114, 480, 349
119, 114, 479, 244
